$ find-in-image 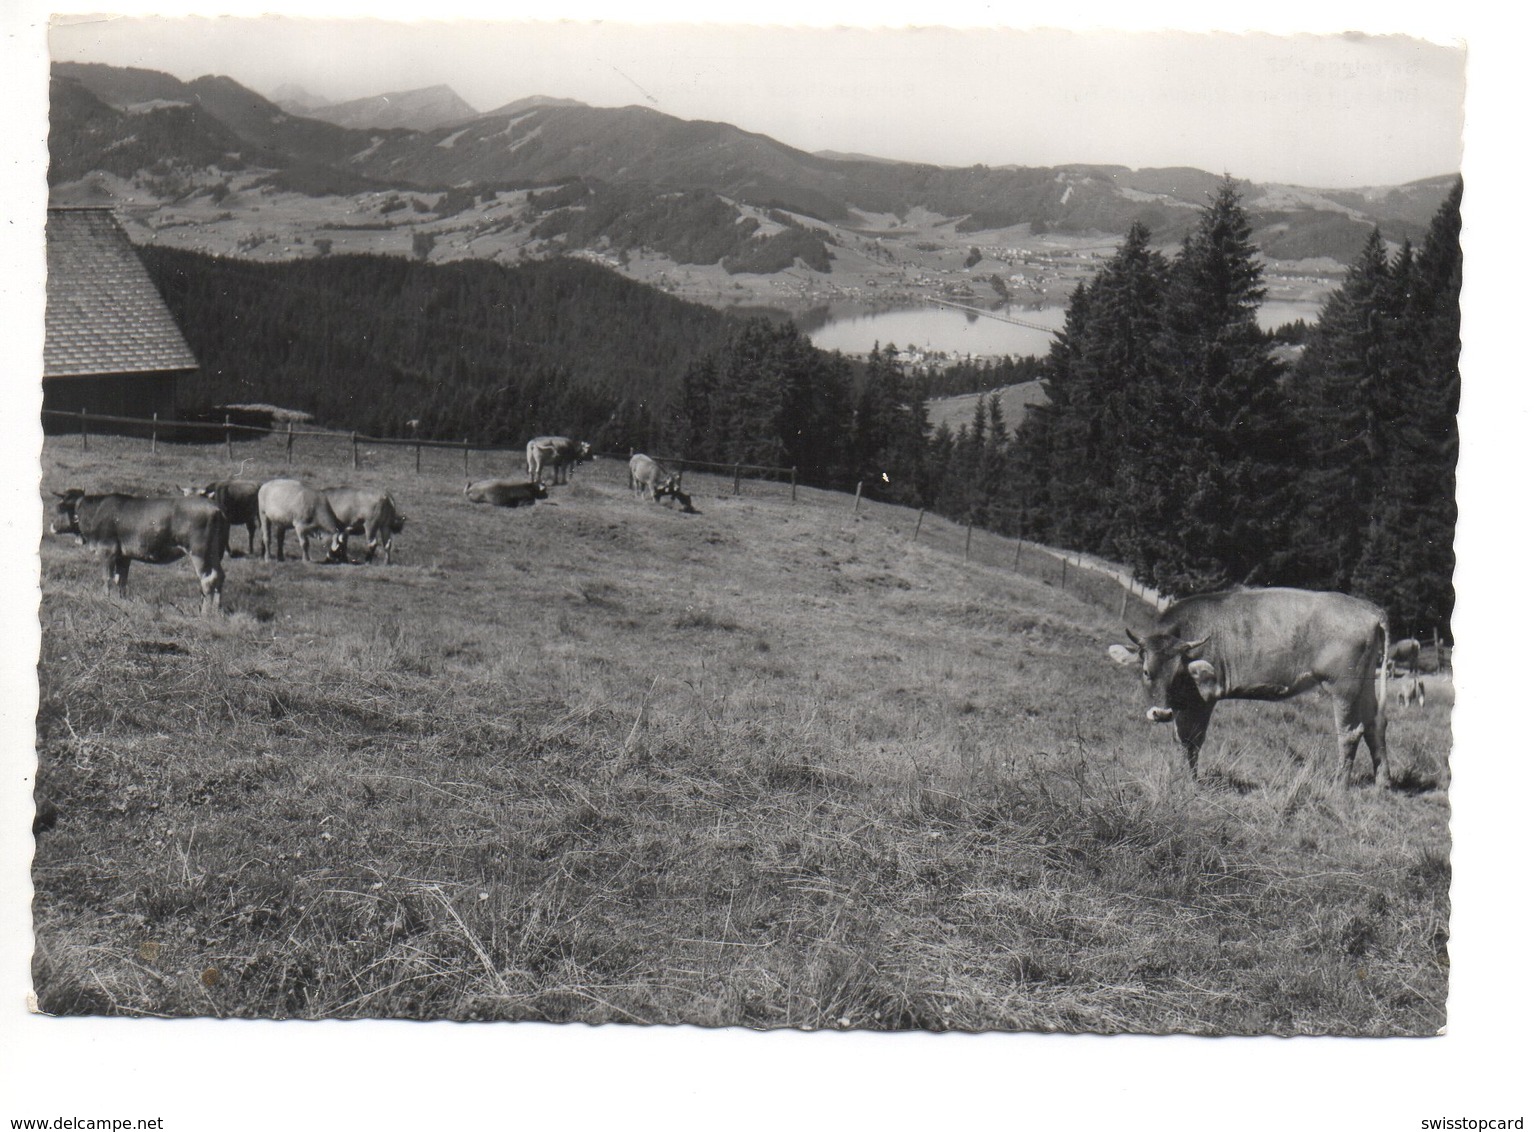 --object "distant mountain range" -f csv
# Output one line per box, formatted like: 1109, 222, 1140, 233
49, 60, 1458, 264
279, 84, 480, 131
